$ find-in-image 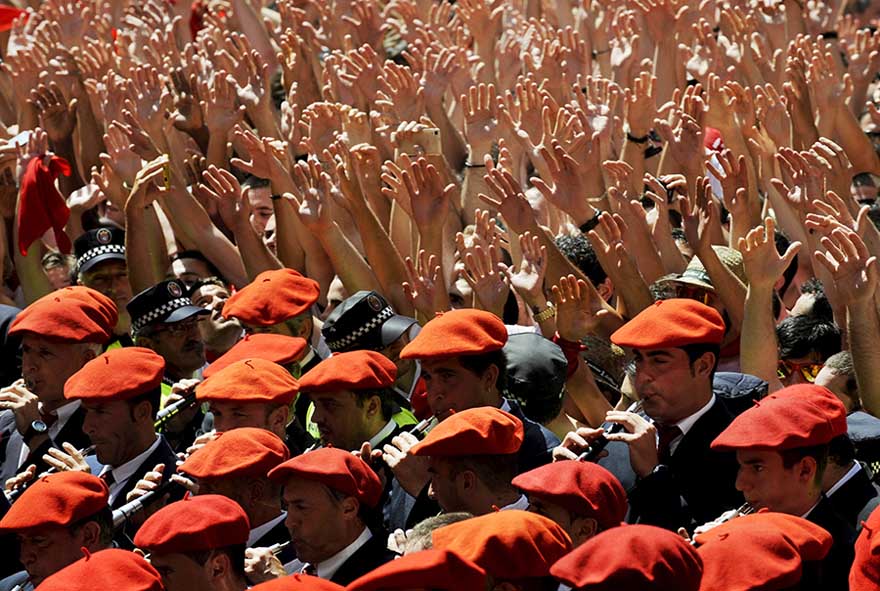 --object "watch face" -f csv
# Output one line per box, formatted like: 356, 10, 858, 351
32, 420, 48, 433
